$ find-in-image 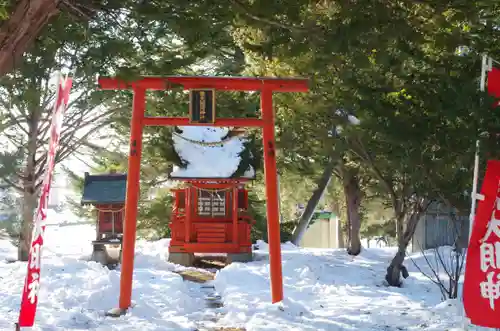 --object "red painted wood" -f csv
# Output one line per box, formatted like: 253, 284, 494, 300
232, 186, 238, 244
119, 86, 145, 310
225, 190, 231, 219
189, 182, 241, 188
143, 117, 264, 127
261, 88, 284, 303
197, 237, 226, 243
170, 243, 241, 253
169, 183, 253, 255
185, 186, 192, 243
238, 189, 248, 209
178, 179, 250, 185
95, 204, 124, 234
98, 76, 308, 92
488, 67, 500, 99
